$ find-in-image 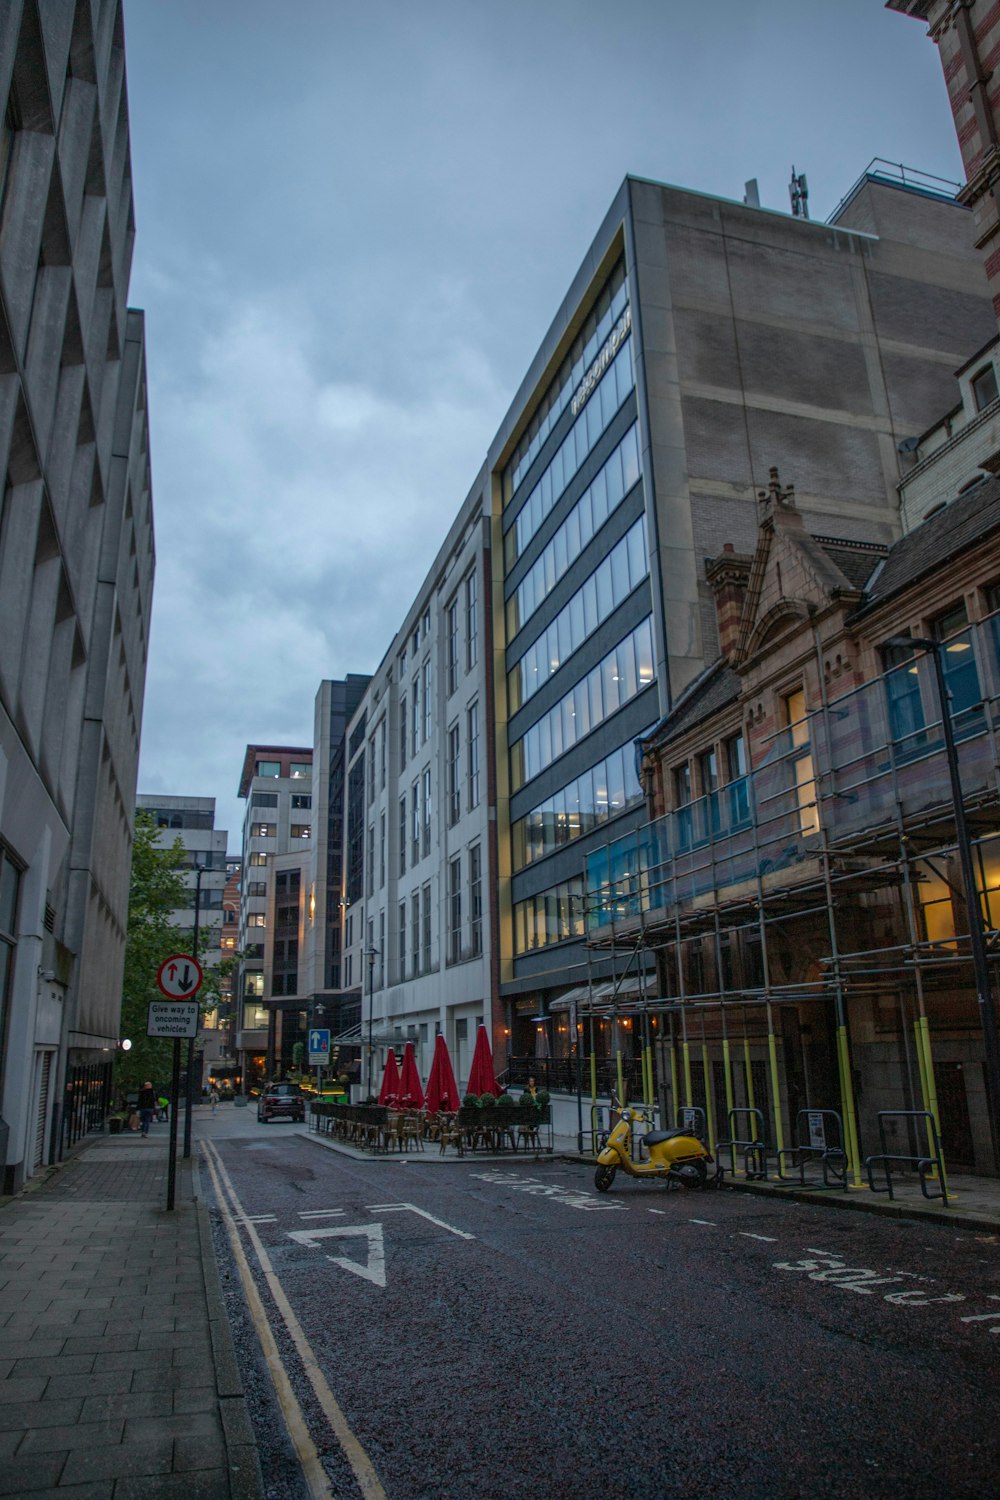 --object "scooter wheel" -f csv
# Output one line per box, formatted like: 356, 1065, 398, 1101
677, 1160, 708, 1189
594, 1164, 617, 1192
